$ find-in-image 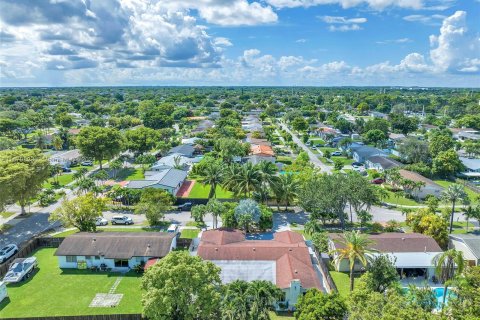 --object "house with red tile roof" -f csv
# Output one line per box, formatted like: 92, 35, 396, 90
197, 229, 323, 310
250, 145, 275, 157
